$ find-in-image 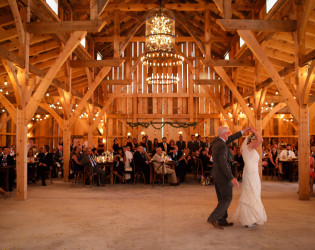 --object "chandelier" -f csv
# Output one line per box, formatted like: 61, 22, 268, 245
142, 7, 183, 85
